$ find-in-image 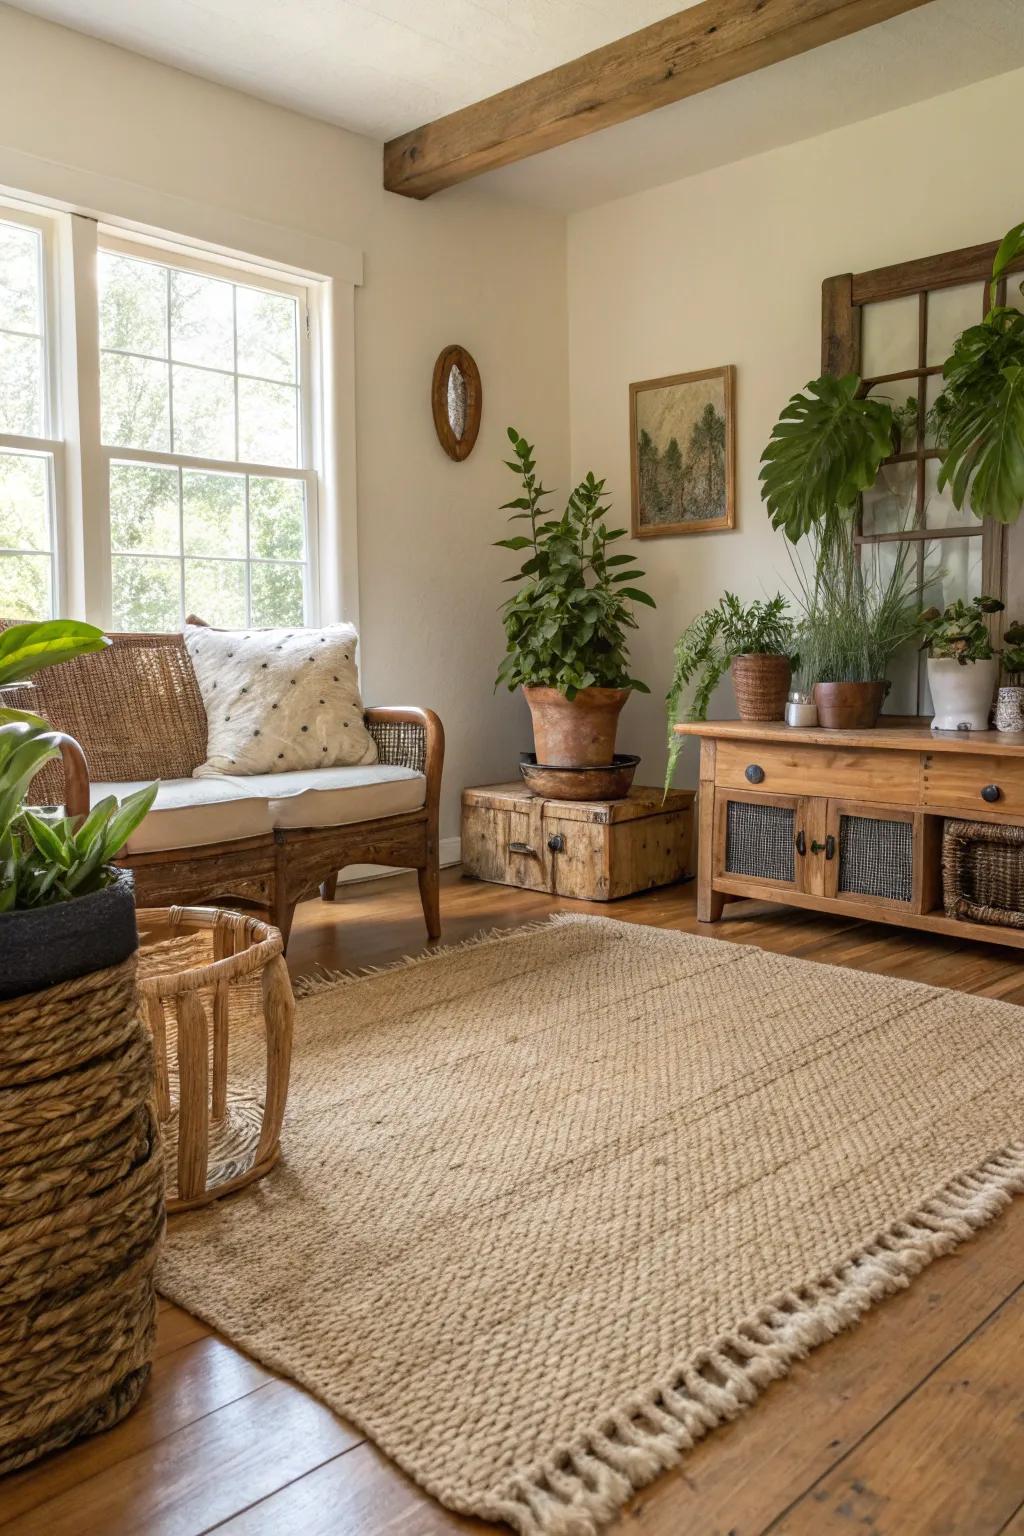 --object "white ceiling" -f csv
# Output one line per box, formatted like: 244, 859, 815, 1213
6, 0, 692, 140
7, 0, 1024, 211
